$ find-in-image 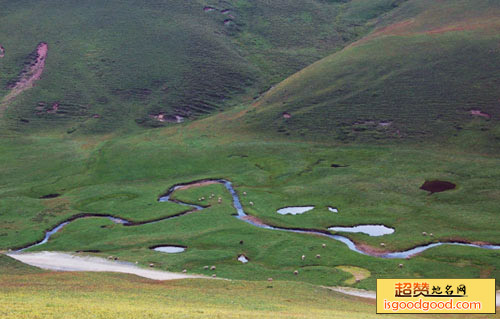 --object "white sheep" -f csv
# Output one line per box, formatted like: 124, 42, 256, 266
301, 255, 305, 260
